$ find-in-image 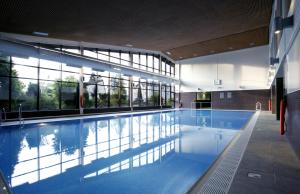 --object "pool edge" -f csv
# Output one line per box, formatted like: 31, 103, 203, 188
188, 111, 260, 194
